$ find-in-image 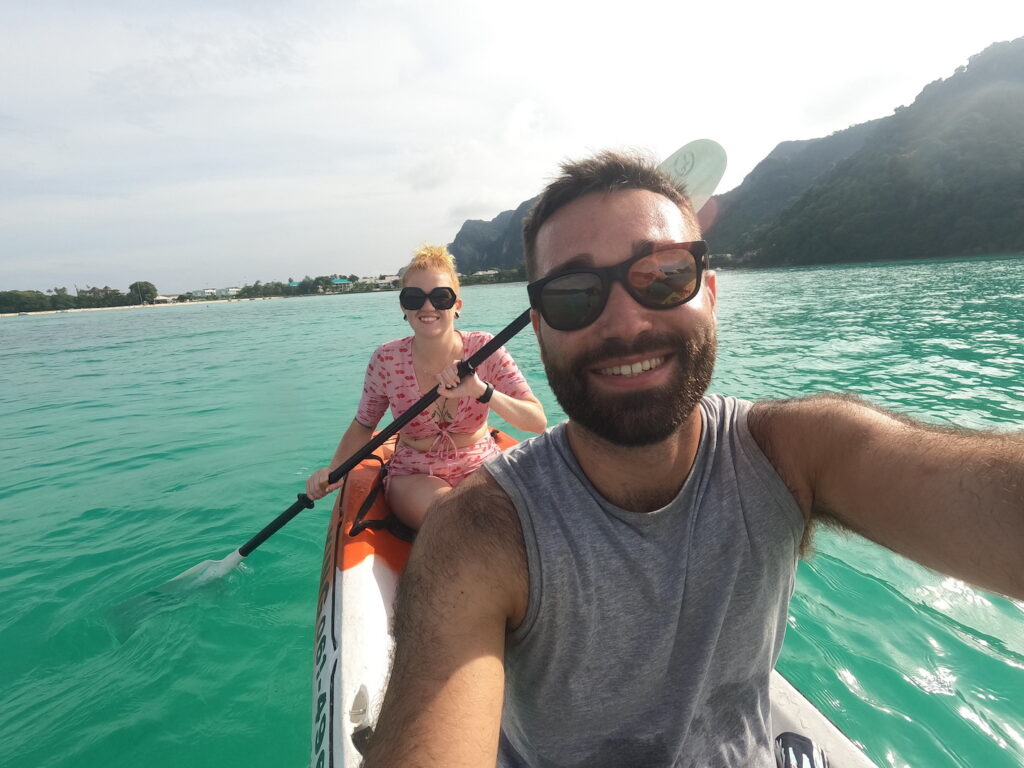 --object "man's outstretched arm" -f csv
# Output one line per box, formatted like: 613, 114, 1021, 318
750, 394, 1024, 599
363, 469, 528, 767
